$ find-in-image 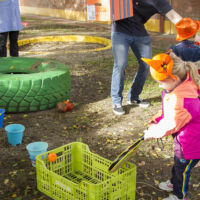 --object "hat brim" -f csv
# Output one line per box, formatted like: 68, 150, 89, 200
176, 32, 197, 41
